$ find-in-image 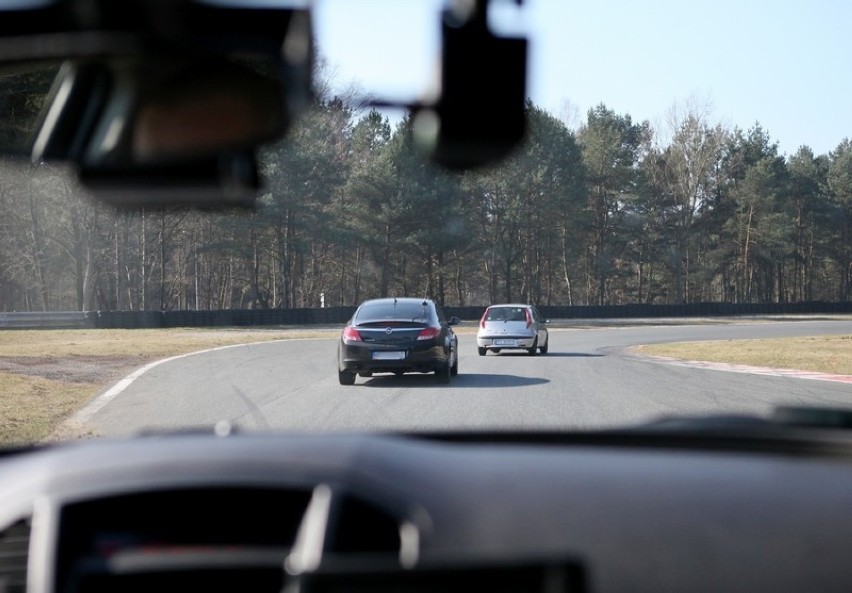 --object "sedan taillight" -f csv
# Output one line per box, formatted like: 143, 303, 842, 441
342, 326, 362, 341
480, 310, 488, 329
417, 327, 441, 340
525, 308, 533, 329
